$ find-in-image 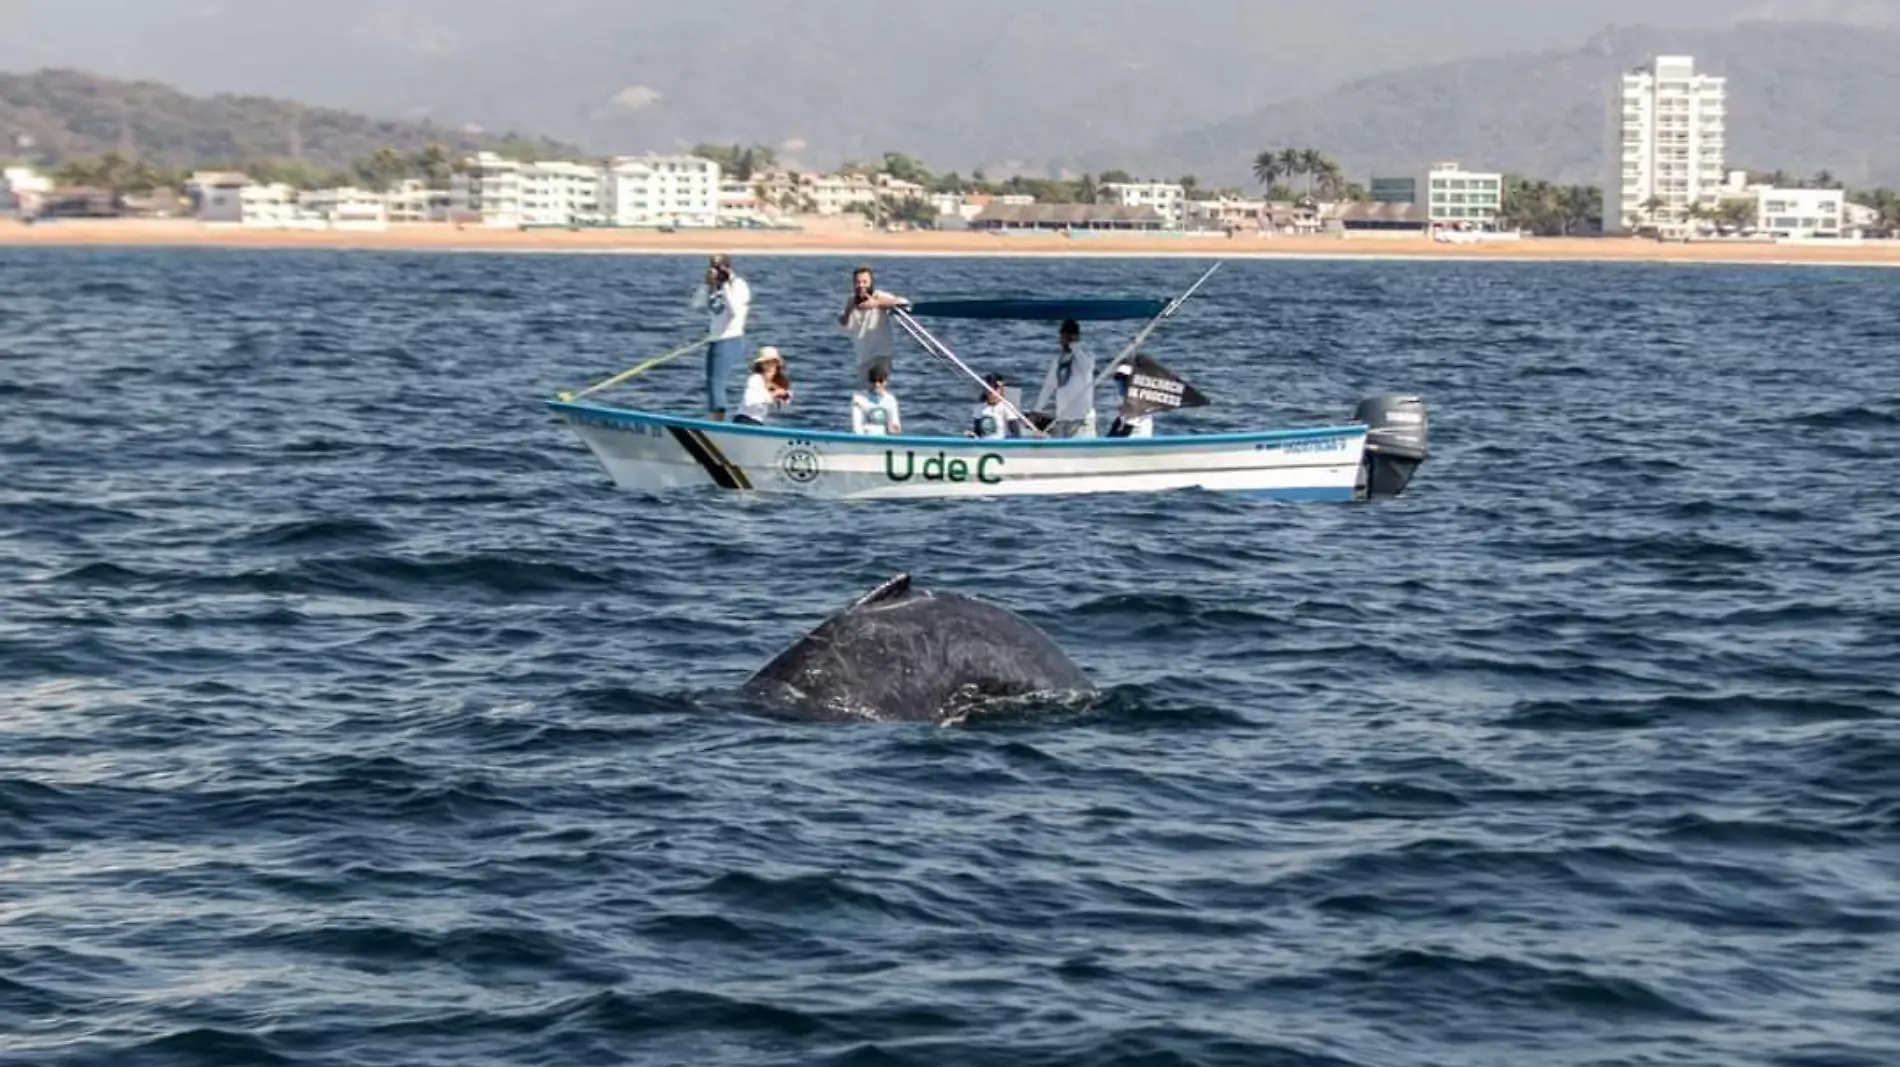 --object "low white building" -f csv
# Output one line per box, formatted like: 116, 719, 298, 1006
238, 184, 299, 227
385, 179, 454, 223
189, 171, 253, 221
1425, 162, 1503, 227
194, 177, 302, 227
1756, 187, 1844, 239
602, 155, 721, 228
1186, 197, 1266, 228
301, 187, 389, 230
803, 173, 880, 216
1, 165, 52, 215
1845, 201, 1880, 236
718, 179, 766, 224
1100, 181, 1186, 225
